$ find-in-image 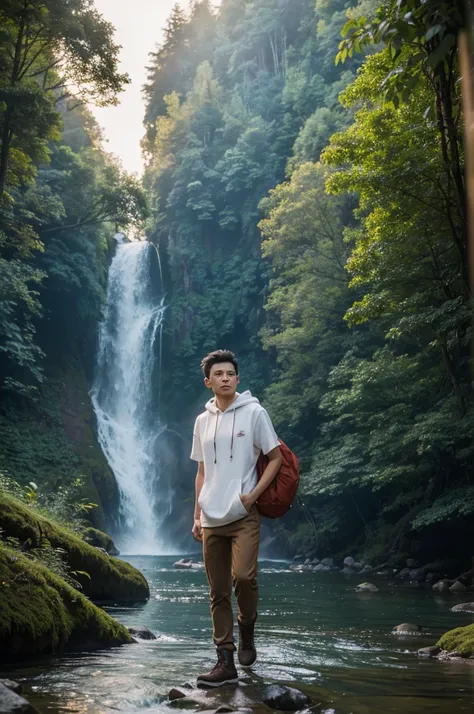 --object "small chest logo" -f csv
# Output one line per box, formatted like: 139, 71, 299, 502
236, 430, 246, 438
